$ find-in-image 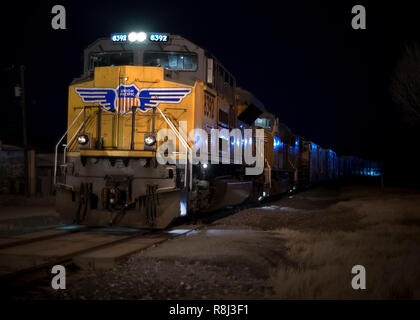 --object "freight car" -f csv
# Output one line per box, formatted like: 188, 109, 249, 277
54, 32, 381, 228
